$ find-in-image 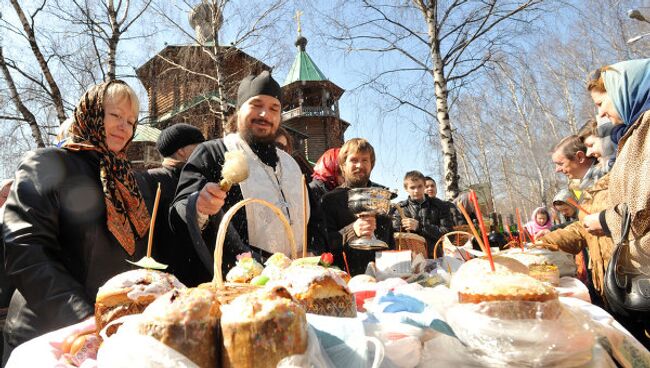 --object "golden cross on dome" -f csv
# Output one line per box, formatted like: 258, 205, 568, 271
294, 10, 303, 35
